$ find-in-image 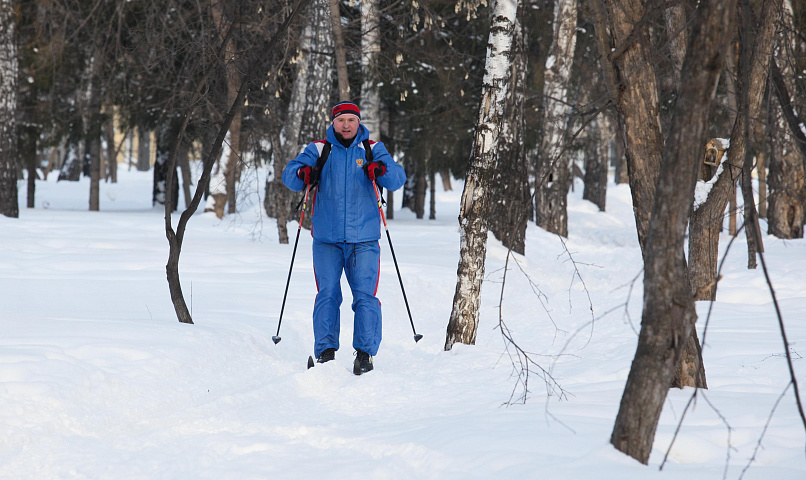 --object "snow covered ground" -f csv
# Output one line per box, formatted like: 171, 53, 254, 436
2, 164, 805, 479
